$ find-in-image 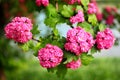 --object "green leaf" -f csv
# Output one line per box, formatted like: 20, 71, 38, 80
63, 57, 73, 64
99, 24, 106, 31
90, 46, 101, 54
81, 0, 89, 7
31, 25, 40, 36
47, 67, 56, 73
61, 5, 74, 18
44, 14, 66, 28
78, 22, 94, 36
46, 4, 57, 17
52, 37, 66, 49
27, 40, 35, 49
88, 14, 97, 26
18, 40, 34, 52
76, 5, 83, 12
78, 21, 91, 27
53, 28, 59, 36
19, 43, 29, 52
56, 64, 67, 79
73, 56, 79, 61
44, 17, 59, 28
57, 15, 67, 23
33, 42, 41, 57
93, 25, 99, 34
58, 2, 64, 12
63, 51, 79, 64
80, 53, 94, 65
33, 50, 38, 57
